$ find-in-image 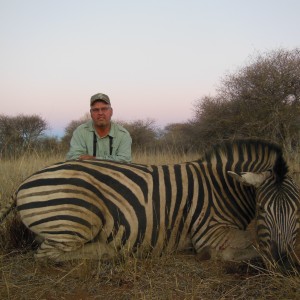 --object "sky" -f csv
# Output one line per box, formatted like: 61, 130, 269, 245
1, 0, 299, 137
